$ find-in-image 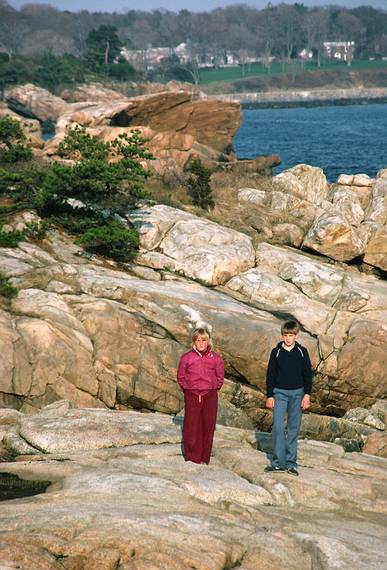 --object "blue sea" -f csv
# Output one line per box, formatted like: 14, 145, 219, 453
233, 103, 387, 181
